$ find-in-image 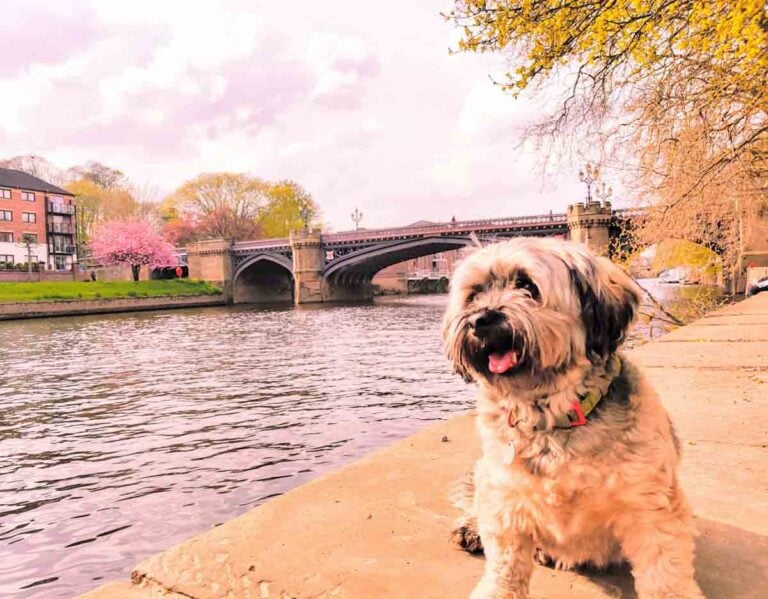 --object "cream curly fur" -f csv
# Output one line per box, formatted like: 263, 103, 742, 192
444, 238, 703, 599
